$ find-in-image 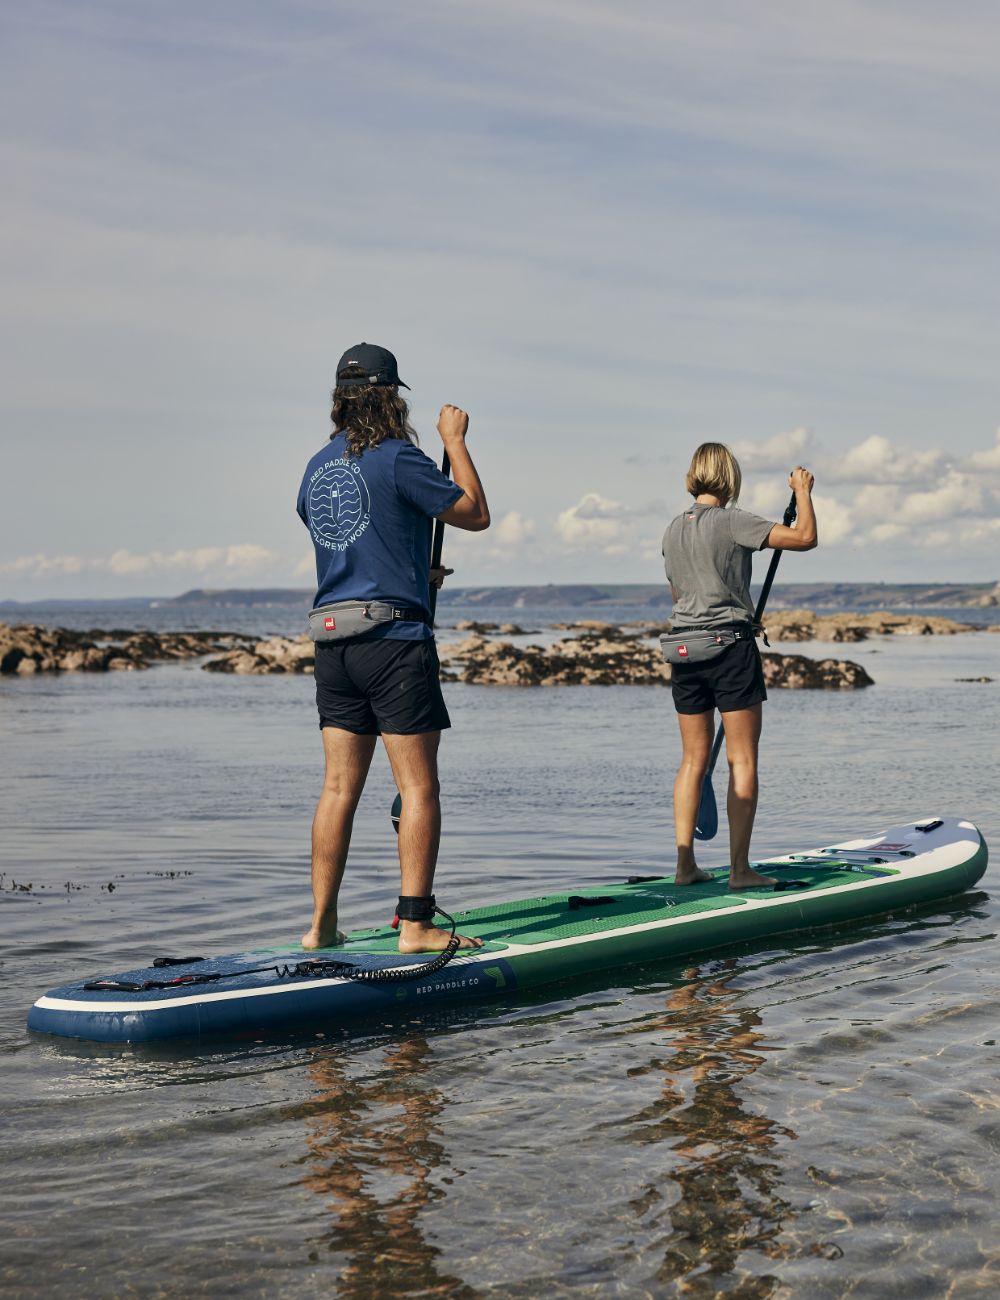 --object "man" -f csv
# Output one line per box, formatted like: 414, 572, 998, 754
296, 343, 490, 953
